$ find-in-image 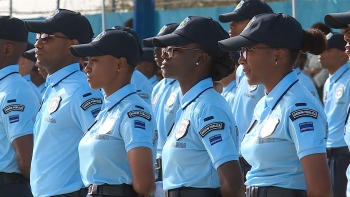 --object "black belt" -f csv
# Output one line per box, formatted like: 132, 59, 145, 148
52, 188, 87, 197
88, 184, 138, 197
246, 186, 306, 197
155, 158, 163, 181
239, 156, 250, 166
0, 172, 26, 185
327, 146, 350, 157
166, 187, 221, 197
